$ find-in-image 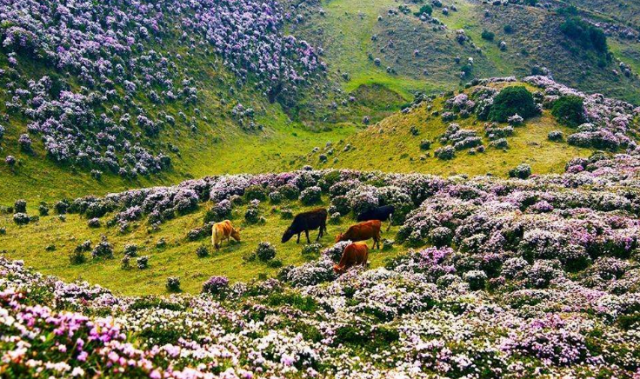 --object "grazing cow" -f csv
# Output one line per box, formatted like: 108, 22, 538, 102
282, 208, 328, 244
335, 220, 382, 249
333, 242, 369, 274
212, 220, 241, 250
356, 205, 395, 231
